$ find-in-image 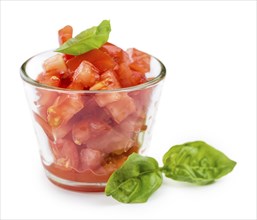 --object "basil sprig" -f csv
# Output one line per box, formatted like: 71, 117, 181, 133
105, 141, 236, 203
55, 20, 111, 56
